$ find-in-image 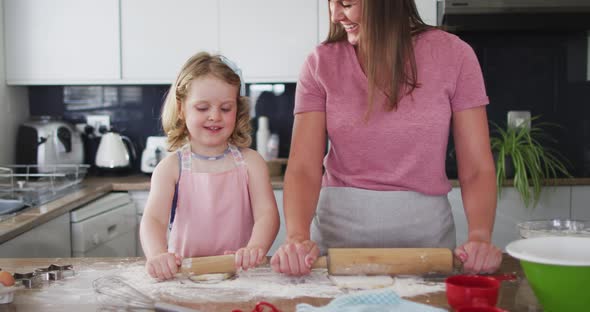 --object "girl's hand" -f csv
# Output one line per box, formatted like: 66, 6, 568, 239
455, 240, 502, 274
145, 252, 182, 280
270, 239, 320, 276
233, 247, 267, 271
